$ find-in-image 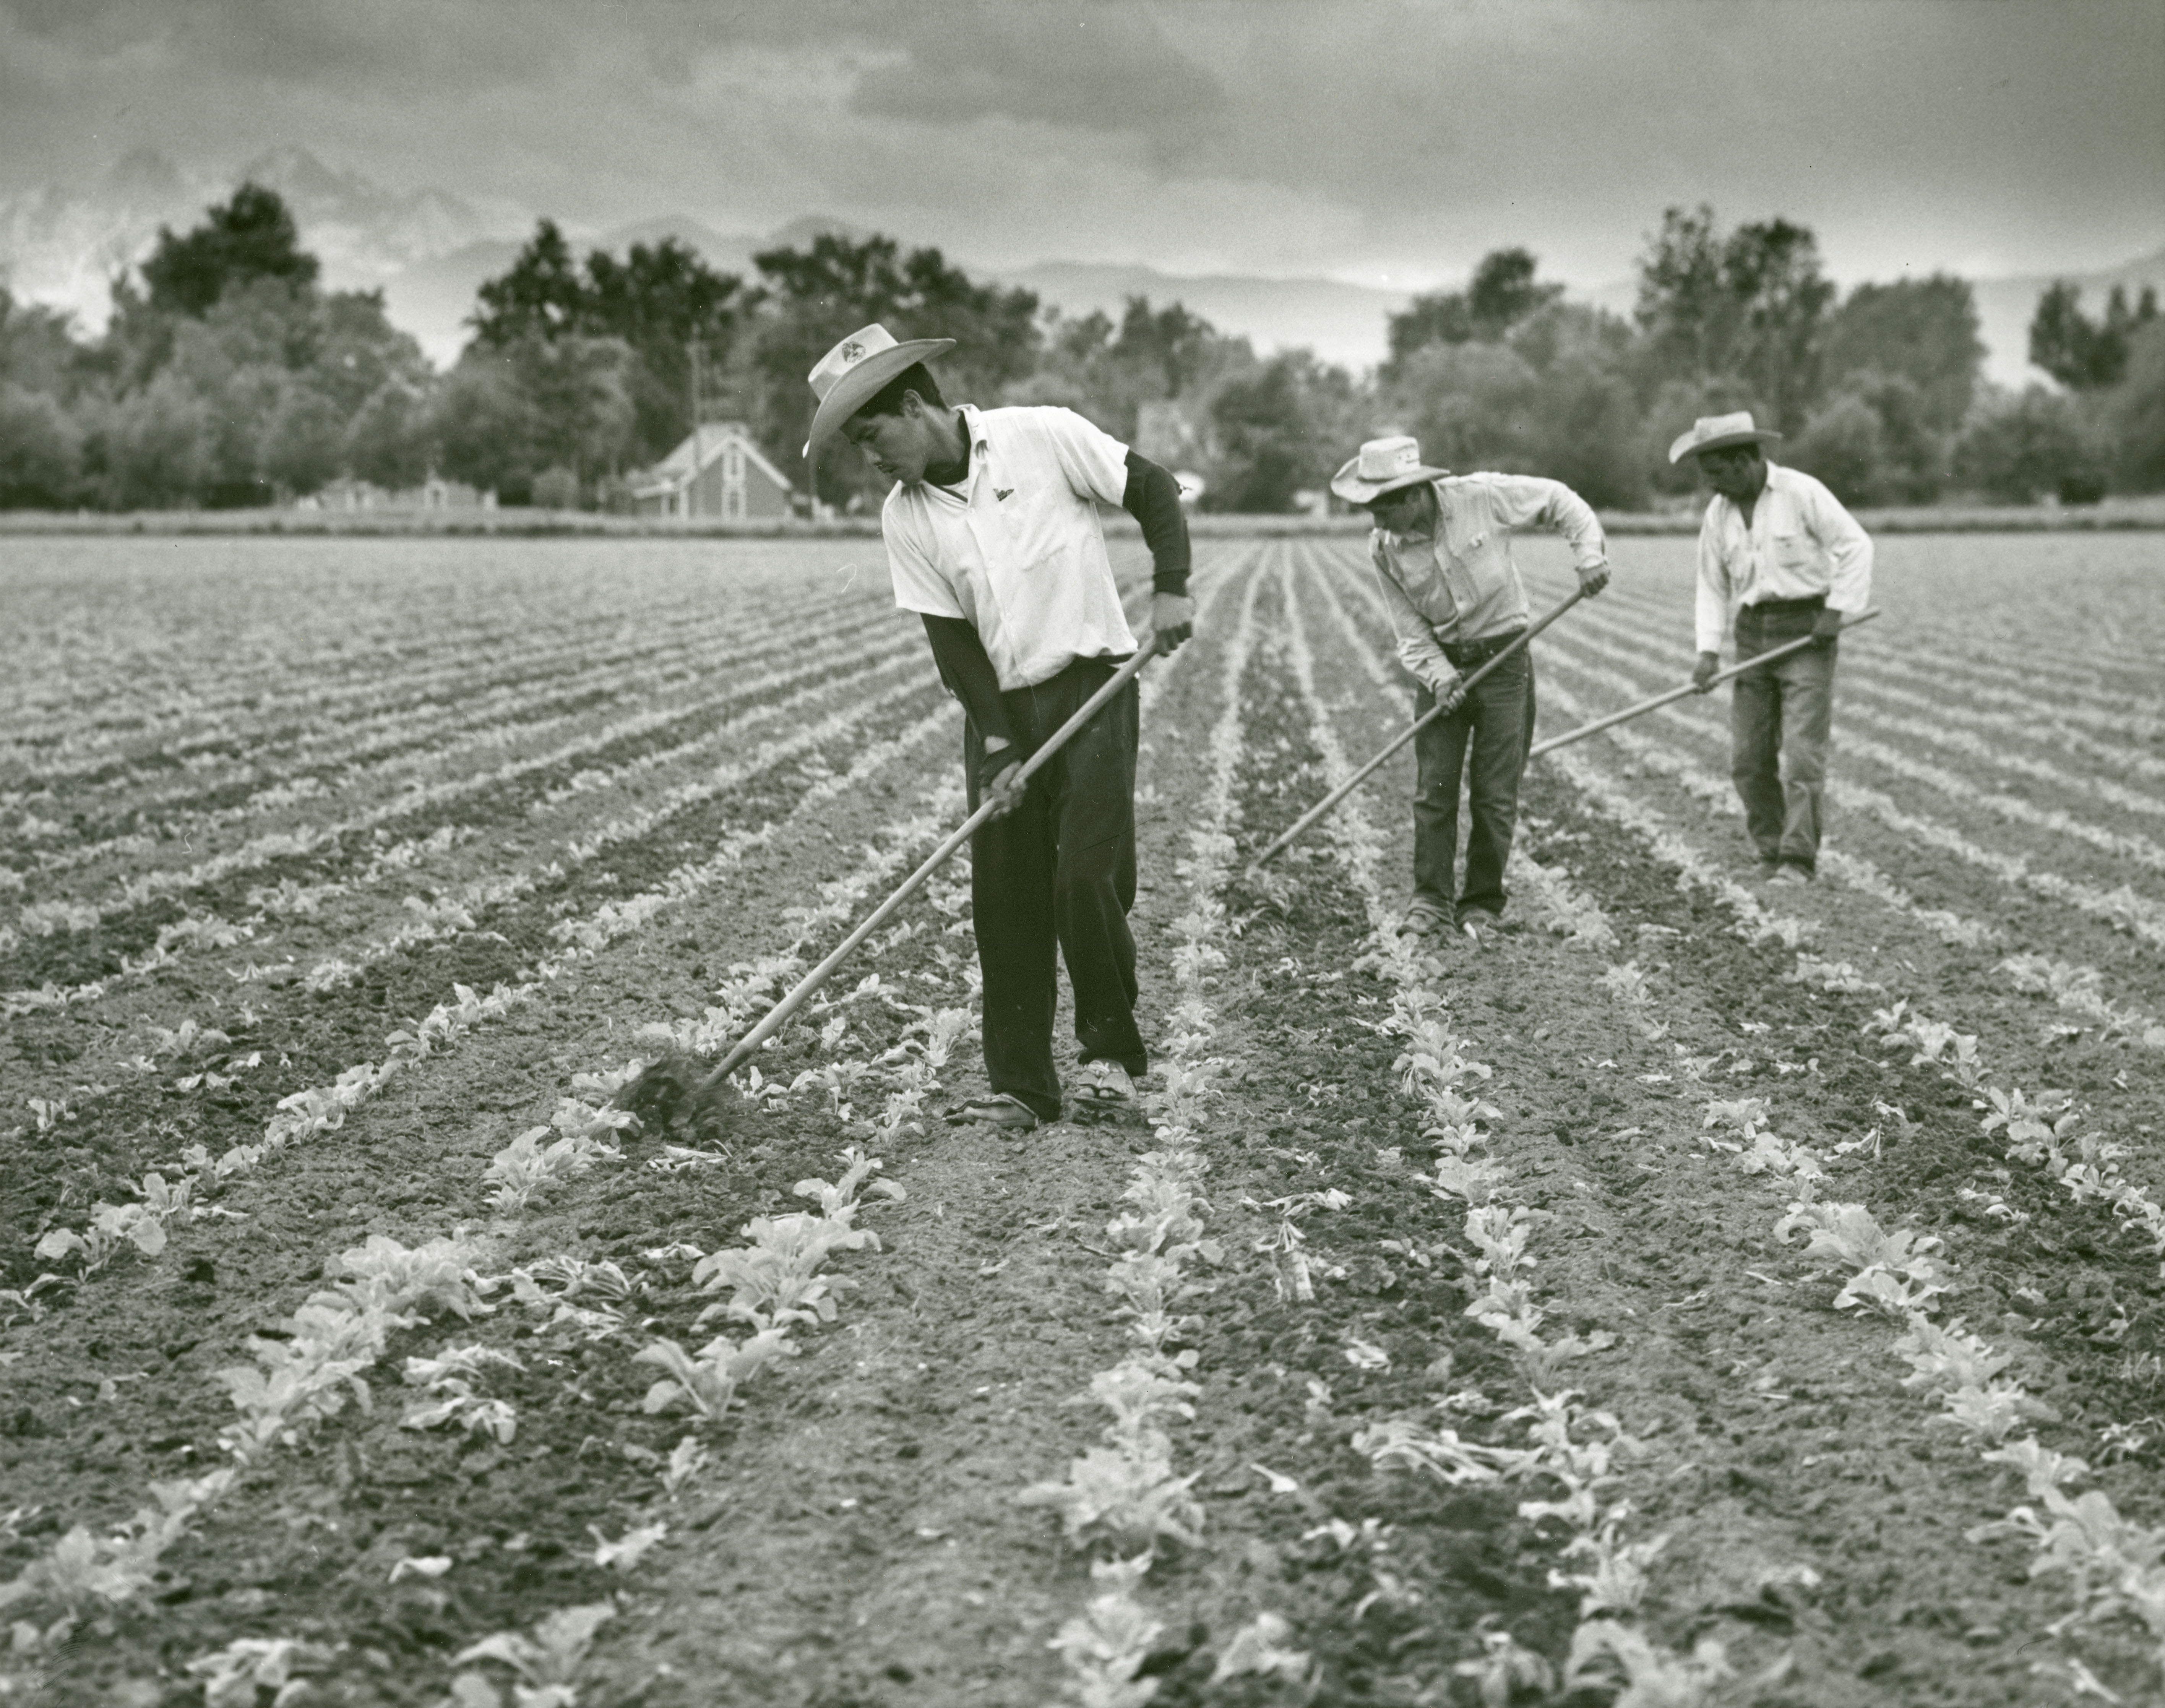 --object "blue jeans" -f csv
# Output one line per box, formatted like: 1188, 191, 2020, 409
1412, 648, 1535, 921
1731, 603, 1838, 872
